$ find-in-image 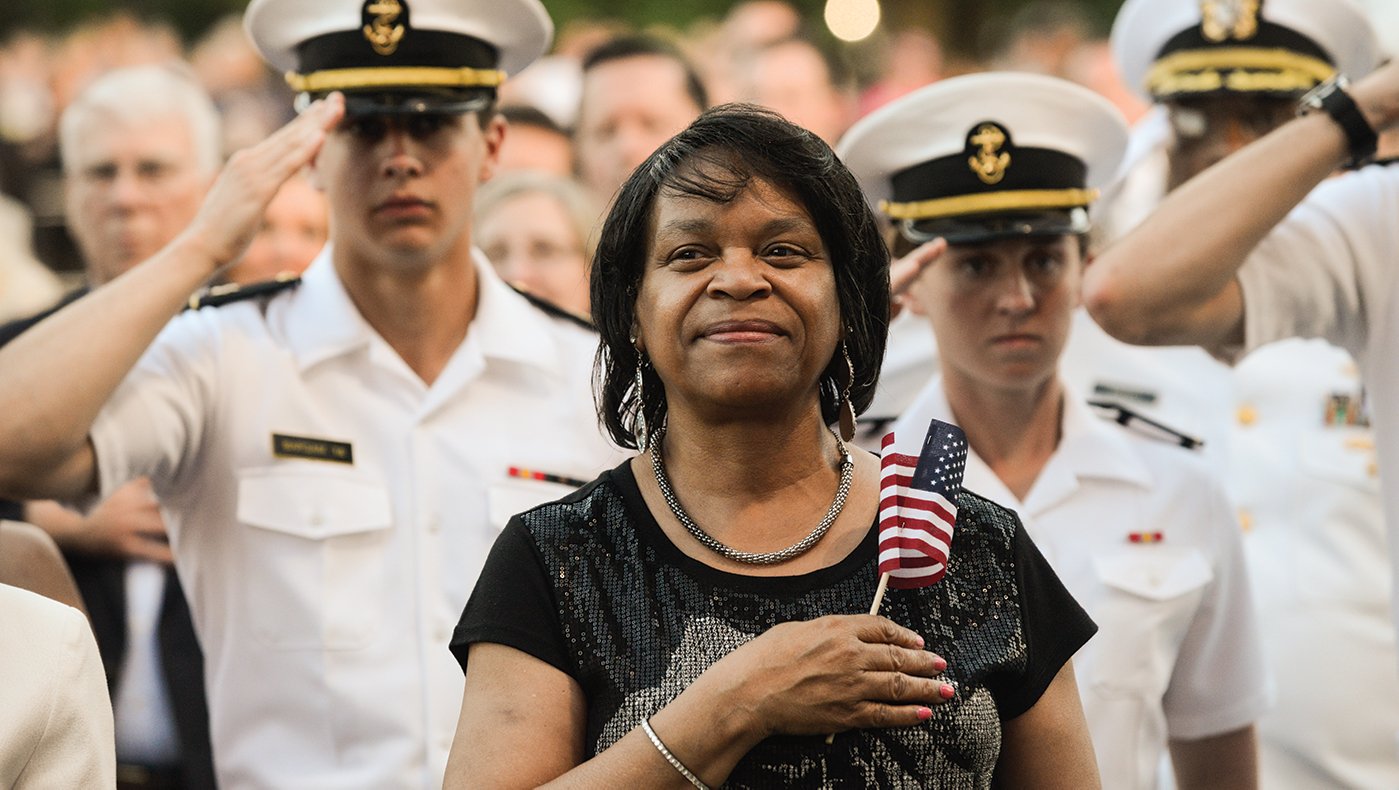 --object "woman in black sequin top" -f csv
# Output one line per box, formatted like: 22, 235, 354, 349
445, 106, 1100, 789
